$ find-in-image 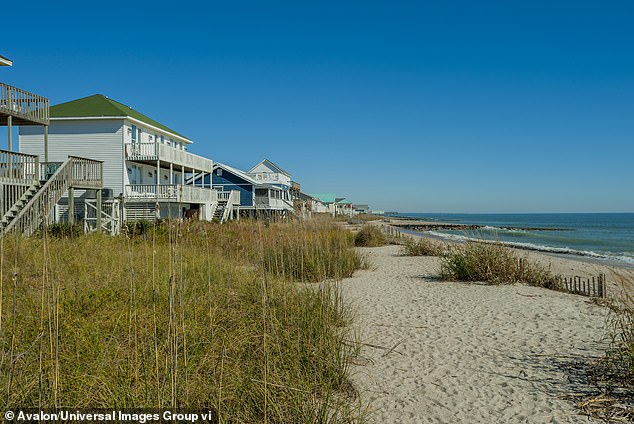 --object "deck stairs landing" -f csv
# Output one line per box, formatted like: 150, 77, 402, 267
0, 155, 103, 237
